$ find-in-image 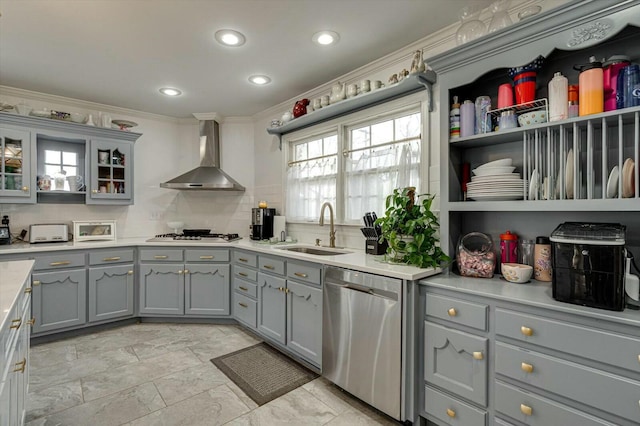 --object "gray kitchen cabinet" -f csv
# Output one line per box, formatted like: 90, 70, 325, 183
286, 279, 322, 365
139, 248, 230, 317
232, 250, 259, 329
32, 268, 86, 334
0, 126, 35, 204
0, 112, 141, 206
424, 385, 487, 426
88, 264, 135, 322
257, 271, 286, 344
89, 139, 132, 204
